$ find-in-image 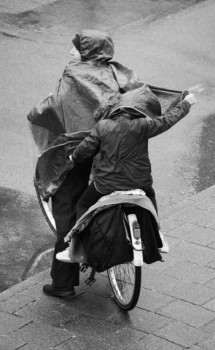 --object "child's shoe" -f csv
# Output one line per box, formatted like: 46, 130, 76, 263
56, 237, 87, 263
56, 247, 72, 263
